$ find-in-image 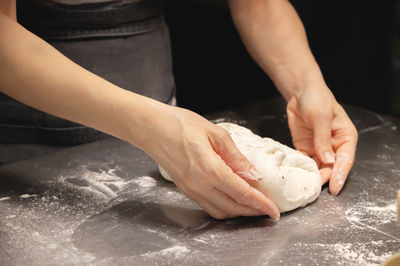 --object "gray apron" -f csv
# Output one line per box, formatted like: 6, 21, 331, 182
0, 0, 175, 145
